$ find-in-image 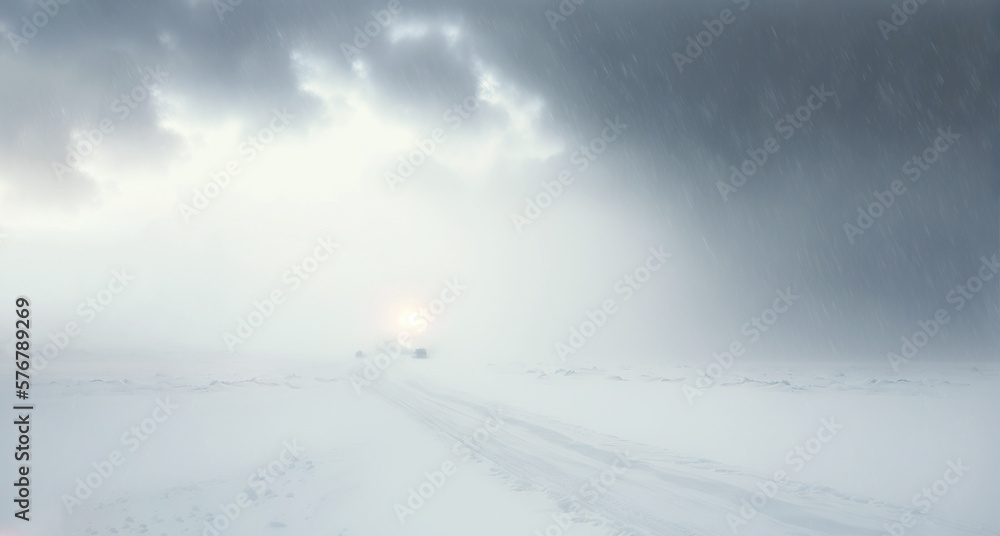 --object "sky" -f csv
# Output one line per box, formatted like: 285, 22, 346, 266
0, 0, 996, 366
